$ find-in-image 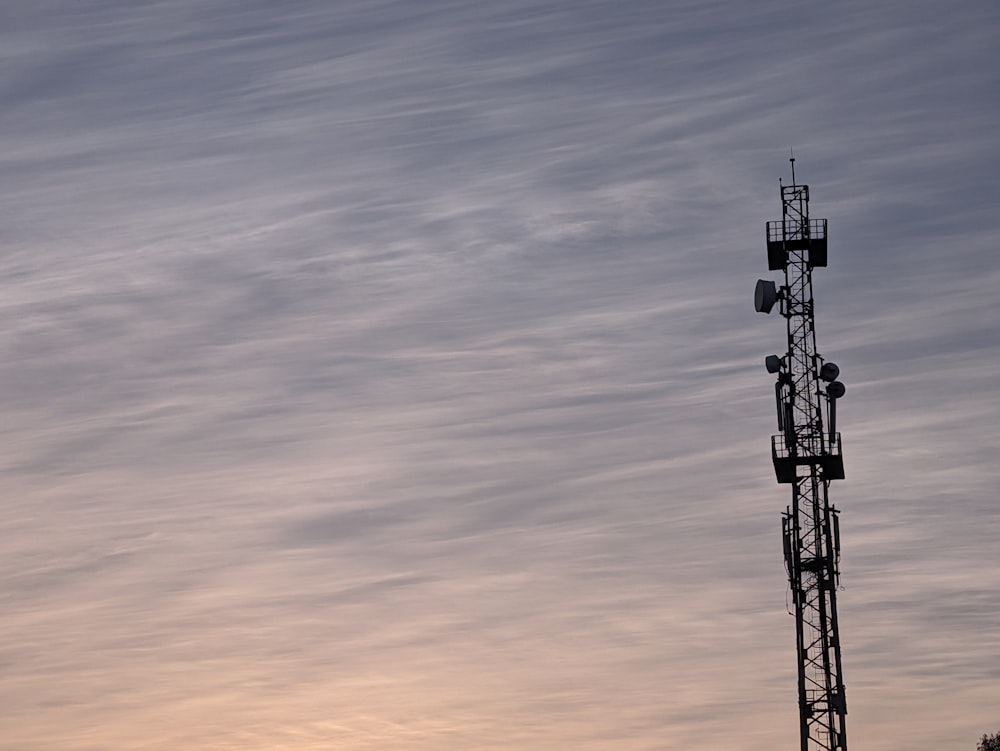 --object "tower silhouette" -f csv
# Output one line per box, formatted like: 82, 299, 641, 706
755, 160, 849, 751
